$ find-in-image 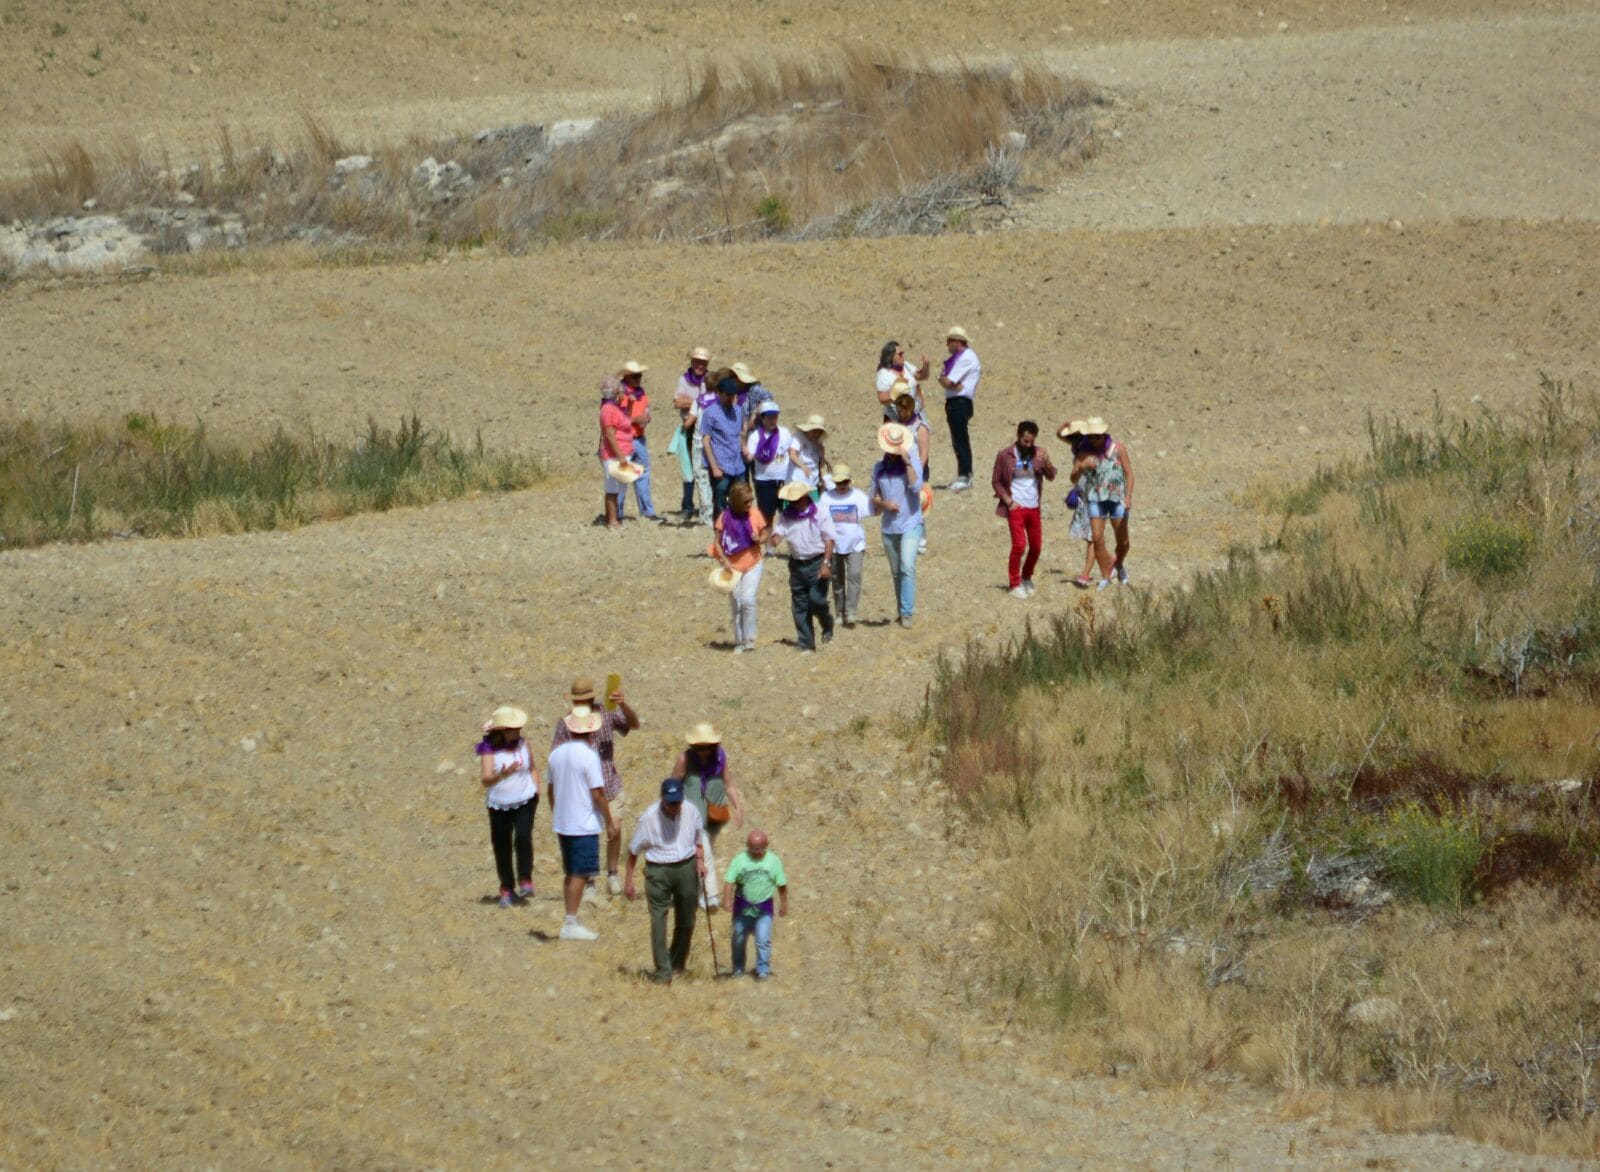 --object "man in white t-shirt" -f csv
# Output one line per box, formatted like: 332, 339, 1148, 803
546, 705, 616, 941
822, 463, 871, 627
937, 326, 981, 490
991, 420, 1058, 599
